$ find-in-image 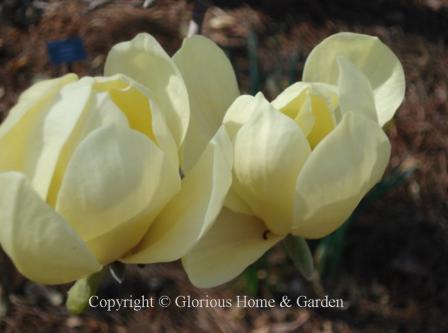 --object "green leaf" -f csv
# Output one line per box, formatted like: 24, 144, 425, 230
315, 218, 350, 277
66, 268, 106, 315
283, 235, 314, 281
243, 265, 260, 296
